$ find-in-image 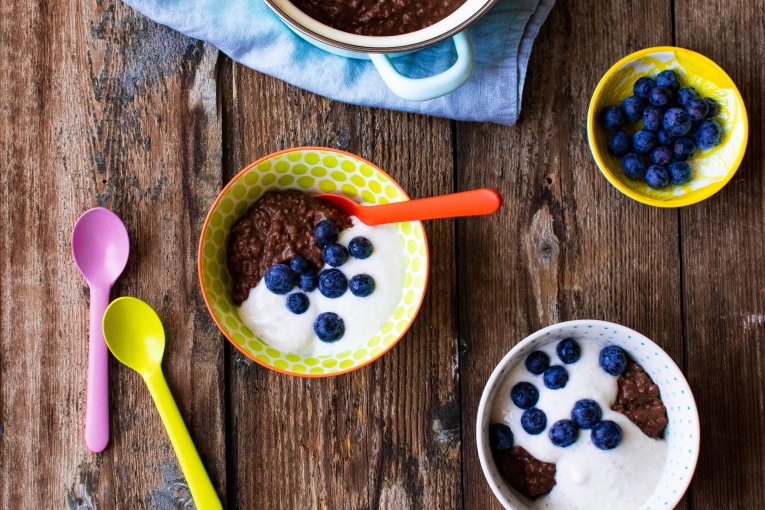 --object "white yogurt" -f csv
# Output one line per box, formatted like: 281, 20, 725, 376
237, 216, 406, 356
490, 339, 667, 510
